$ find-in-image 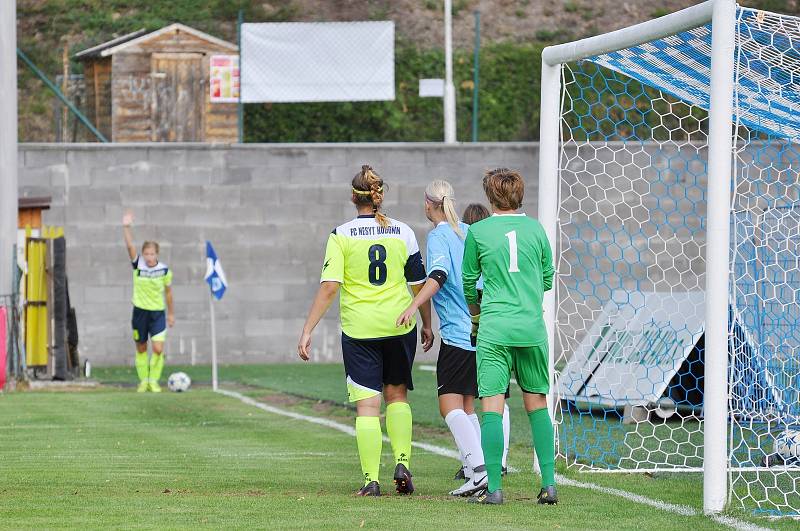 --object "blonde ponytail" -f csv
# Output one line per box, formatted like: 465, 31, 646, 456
425, 179, 464, 239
